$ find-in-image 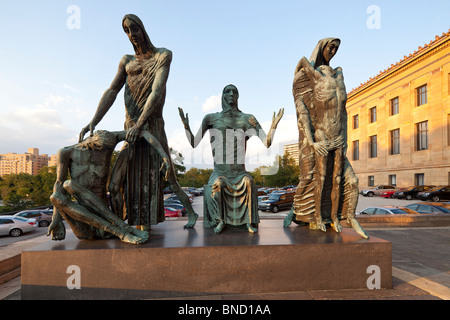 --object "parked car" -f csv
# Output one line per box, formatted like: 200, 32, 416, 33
164, 207, 182, 217
0, 216, 38, 237
393, 185, 436, 200
166, 192, 193, 203
164, 200, 187, 216
357, 206, 419, 215
405, 203, 450, 214
379, 189, 400, 198
360, 185, 397, 197
258, 192, 294, 213
417, 185, 450, 202
14, 209, 53, 227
